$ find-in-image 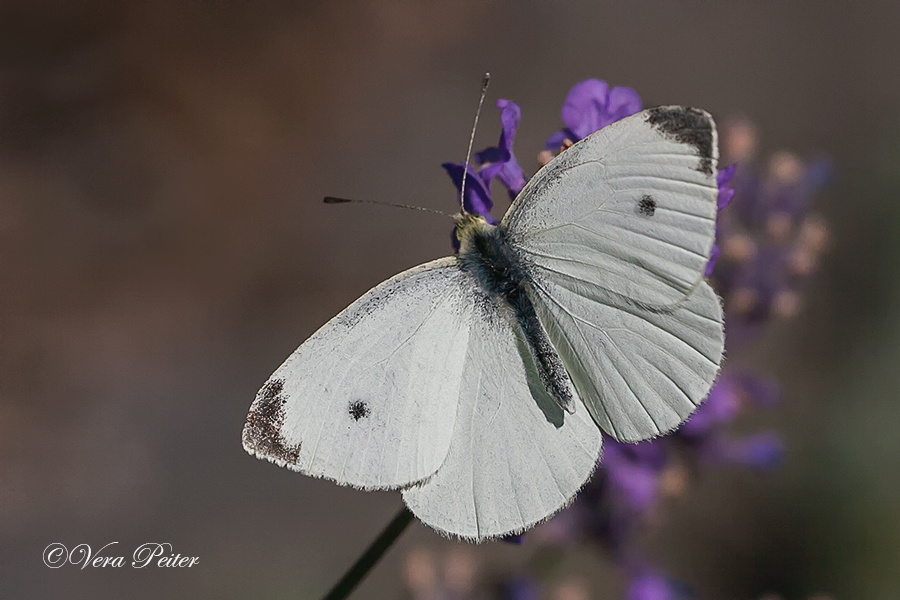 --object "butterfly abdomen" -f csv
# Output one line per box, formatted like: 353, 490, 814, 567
458, 224, 574, 413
